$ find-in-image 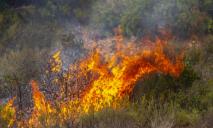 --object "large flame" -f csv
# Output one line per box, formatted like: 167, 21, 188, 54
41, 30, 183, 113
1, 31, 184, 126
79, 37, 183, 112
